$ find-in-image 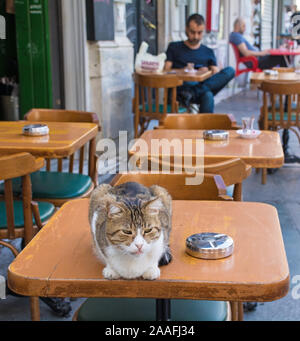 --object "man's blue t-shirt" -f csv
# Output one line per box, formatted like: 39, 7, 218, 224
229, 32, 257, 57
166, 41, 217, 69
